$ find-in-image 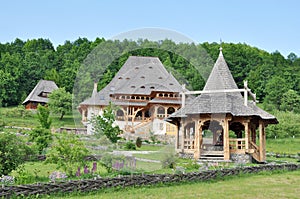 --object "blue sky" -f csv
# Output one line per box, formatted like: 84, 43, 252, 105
1, 0, 299, 57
